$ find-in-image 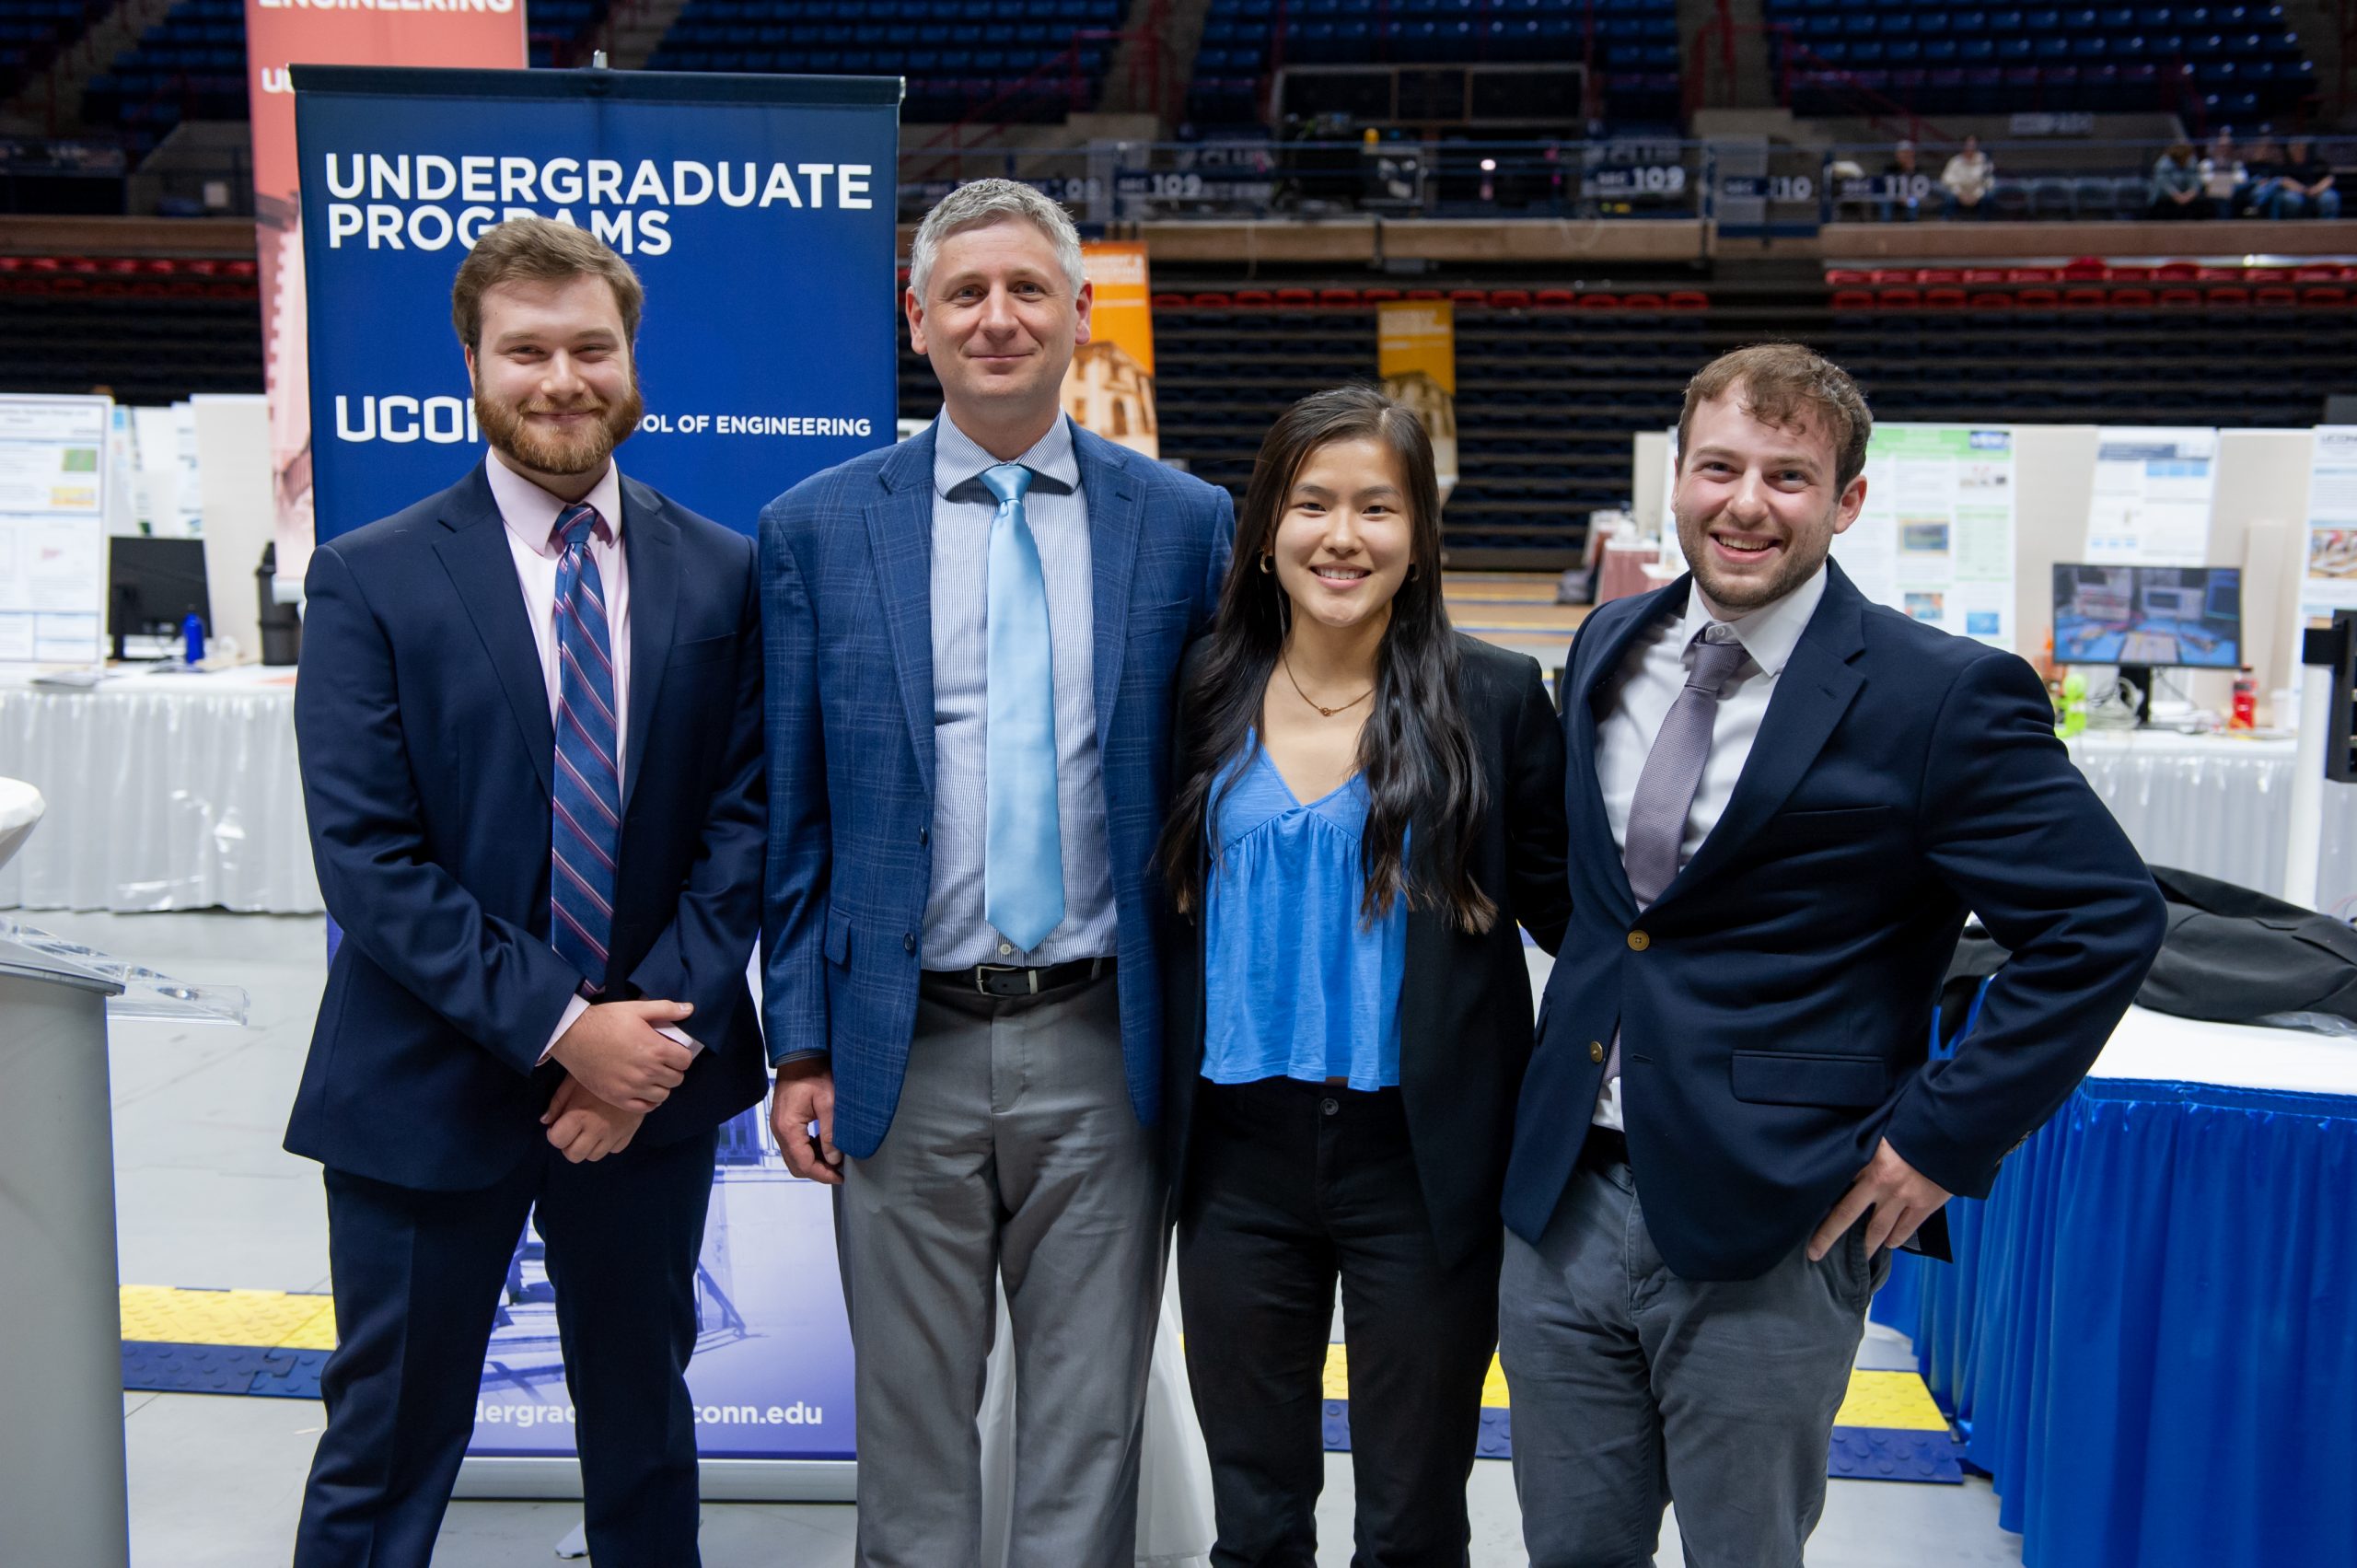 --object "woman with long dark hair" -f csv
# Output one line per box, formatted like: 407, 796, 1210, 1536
1159, 386, 1571, 1565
